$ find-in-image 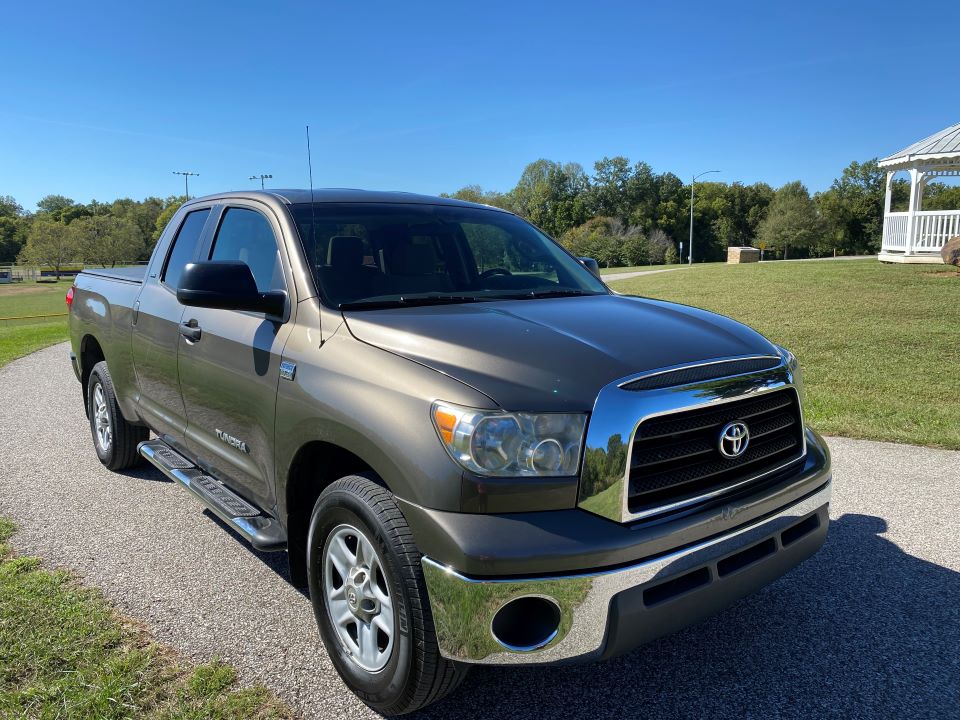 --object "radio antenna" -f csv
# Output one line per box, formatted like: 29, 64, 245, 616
305, 125, 317, 246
